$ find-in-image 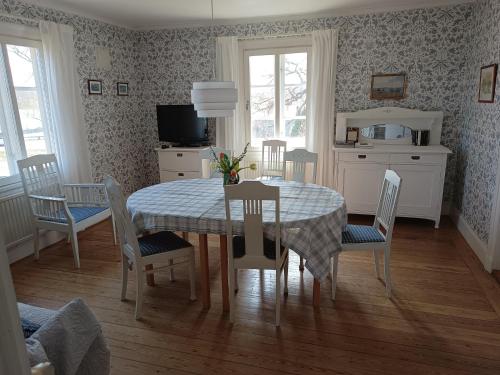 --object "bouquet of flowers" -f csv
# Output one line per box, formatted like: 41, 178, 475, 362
210, 142, 257, 185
